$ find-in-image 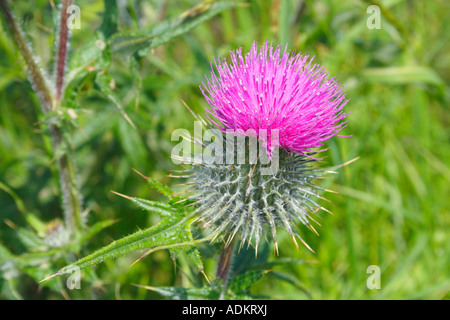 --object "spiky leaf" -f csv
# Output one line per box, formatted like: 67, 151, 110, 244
109, 1, 243, 59
228, 270, 267, 293
51, 175, 206, 279
136, 284, 220, 300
